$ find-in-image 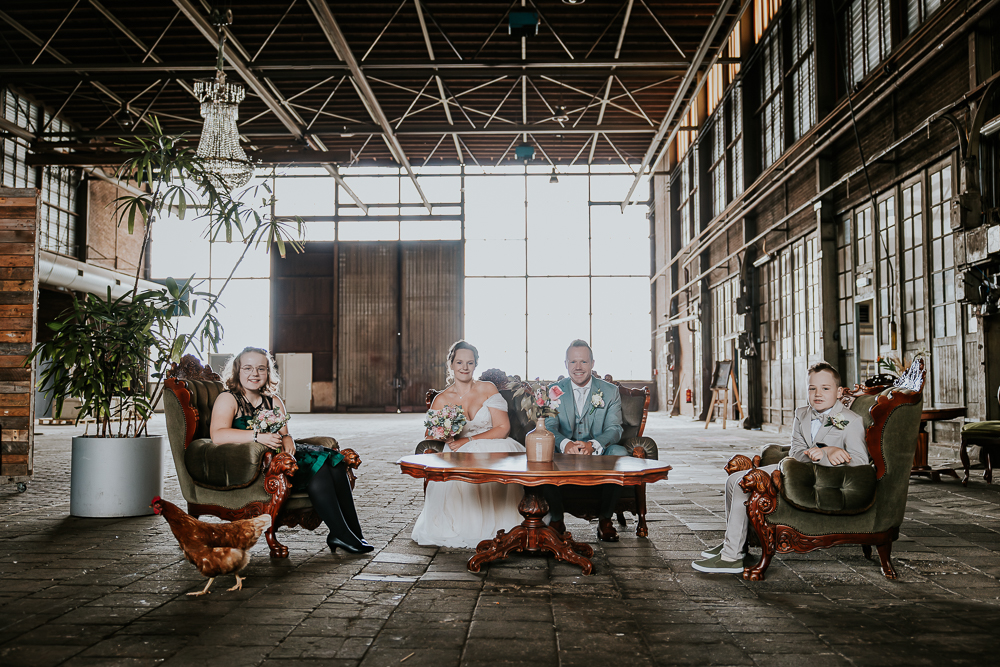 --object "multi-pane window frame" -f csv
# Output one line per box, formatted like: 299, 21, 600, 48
899, 175, 926, 347
904, 0, 942, 37
757, 24, 784, 170
3, 87, 81, 258
677, 150, 698, 248
1, 88, 39, 191
786, 0, 817, 143
727, 84, 744, 199
928, 161, 956, 340
843, 0, 892, 89
875, 193, 898, 353
709, 112, 727, 219
835, 213, 857, 386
